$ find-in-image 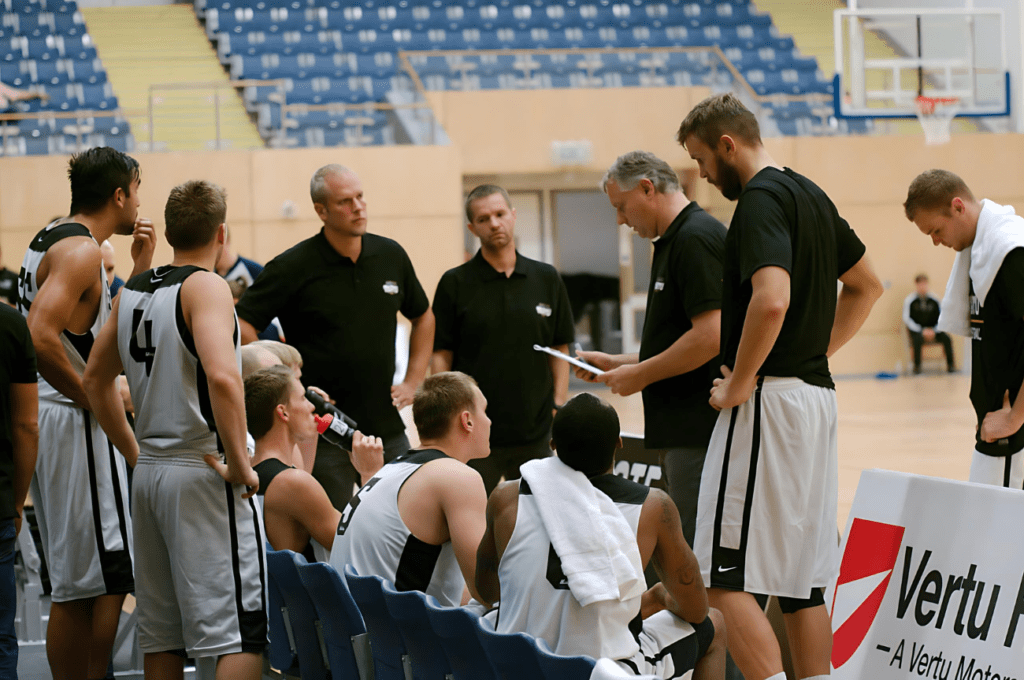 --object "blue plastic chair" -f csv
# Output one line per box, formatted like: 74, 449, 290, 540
475, 618, 547, 680
296, 561, 375, 680
423, 599, 496, 680
534, 638, 596, 680
266, 550, 329, 680
266, 562, 300, 676
344, 565, 409, 680
380, 582, 453, 680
